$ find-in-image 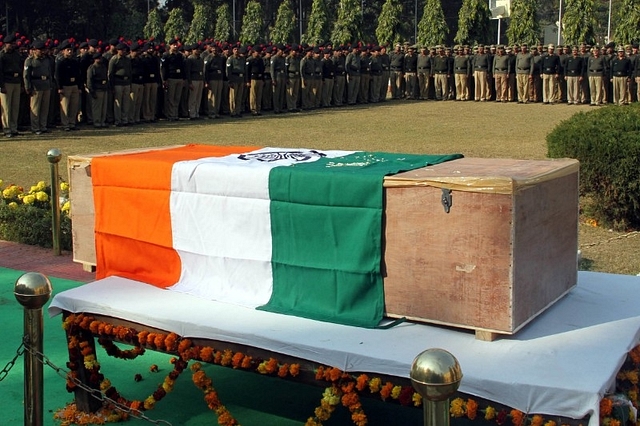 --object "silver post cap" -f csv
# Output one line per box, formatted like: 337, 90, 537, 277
410, 348, 463, 401
47, 148, 62, 164
14, 272, 52, 309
